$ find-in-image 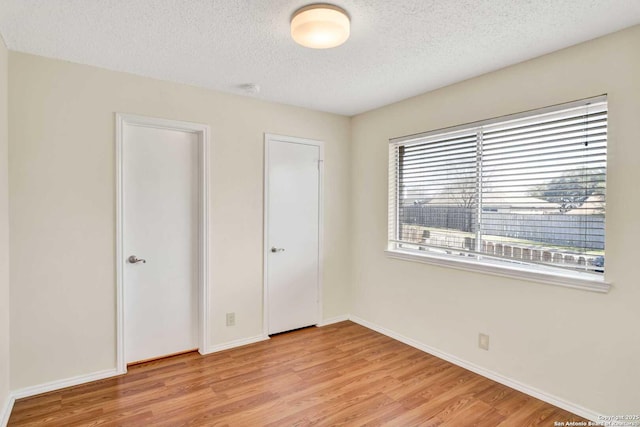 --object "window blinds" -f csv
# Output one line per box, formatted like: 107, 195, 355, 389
389, 96, 607, 276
